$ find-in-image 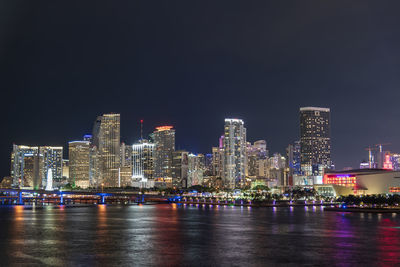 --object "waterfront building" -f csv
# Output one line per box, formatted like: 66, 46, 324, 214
68, 141, 90, 188
62, 159, 69, 180
268, 153, 288, 186
11, 145, 40, 189
89, 146, 100, 188
120, 142, 133, 168
223, 118, 246, 189
119, 166, 133, 187
0, 176, 12, 188
323, 169, 400, 195
286, 144, 294, 186
390, 154, 400, 171
187, 153, 205, 187
204, 153, 213, 176
247, 140, 268, 178
132, 141, 155, 188
171, 150, 189, 188
299, 107, 331, 177
10, 145, 62, 190
292, 140, 301, 175
40, 146, 63, 190
92, 113, 121, 187
153, 126, 175, 180
211, 146, 224, 178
